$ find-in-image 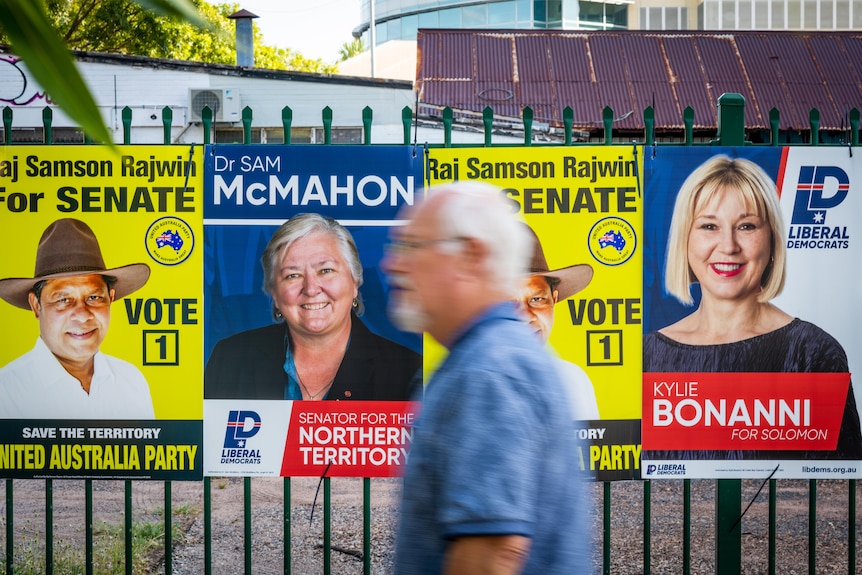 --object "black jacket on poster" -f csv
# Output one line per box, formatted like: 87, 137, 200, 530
204, 317, 422, 401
